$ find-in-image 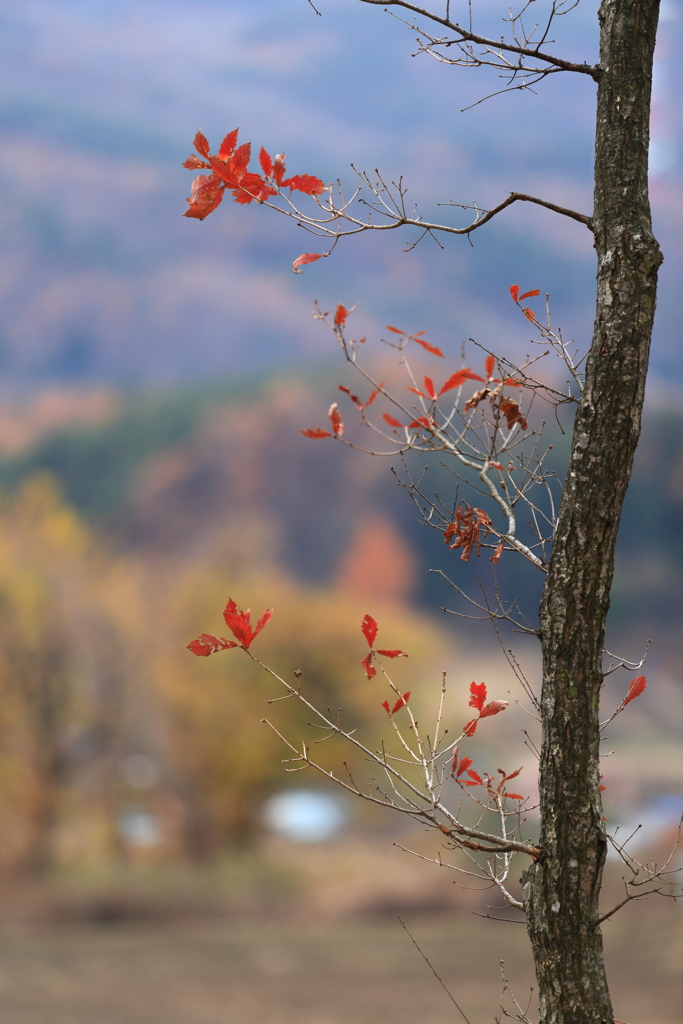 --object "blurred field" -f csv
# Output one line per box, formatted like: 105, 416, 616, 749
0, 893, 679, 1024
